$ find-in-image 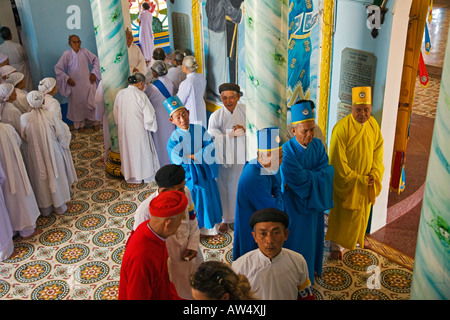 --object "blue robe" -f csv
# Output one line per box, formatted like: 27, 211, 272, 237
281, 137, 334, 284
232, 159, 284, 260
167, 124, 223, 230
